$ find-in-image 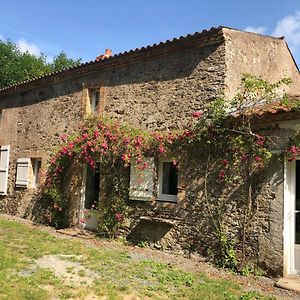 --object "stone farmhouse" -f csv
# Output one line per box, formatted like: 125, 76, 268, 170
0, 26, 300, 276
